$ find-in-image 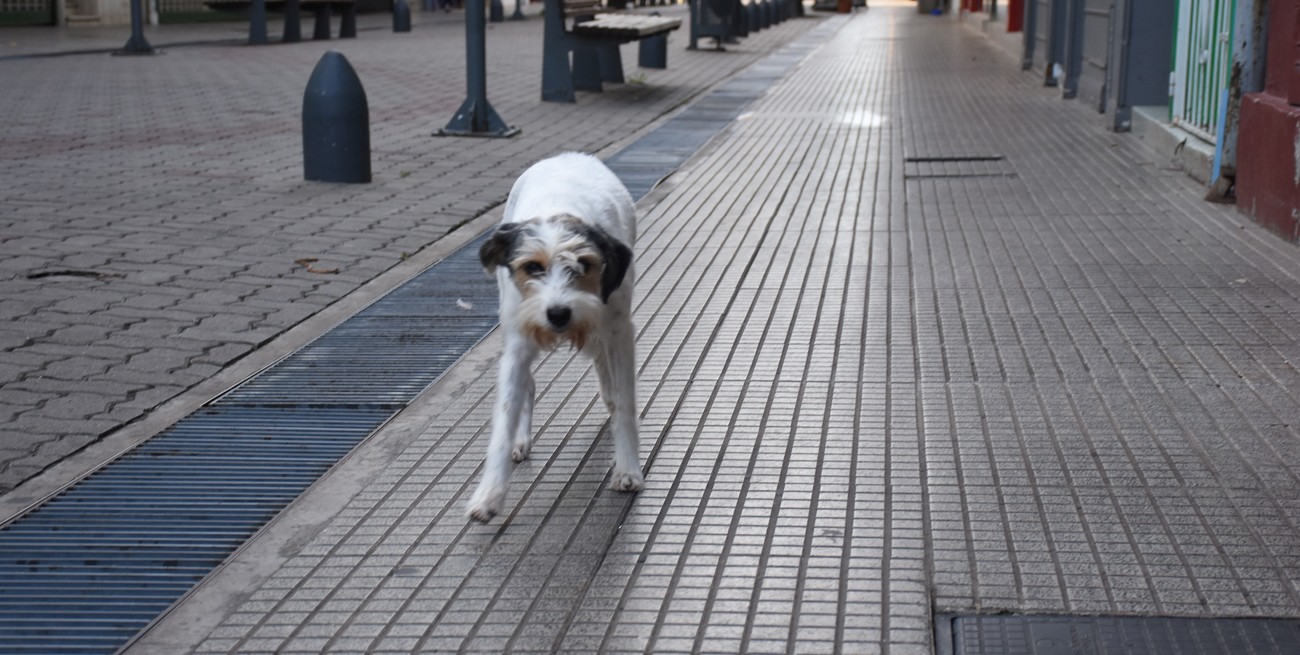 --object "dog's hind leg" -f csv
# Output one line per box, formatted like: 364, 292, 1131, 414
596, 312, 643, 493
468, 335, 537, 522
